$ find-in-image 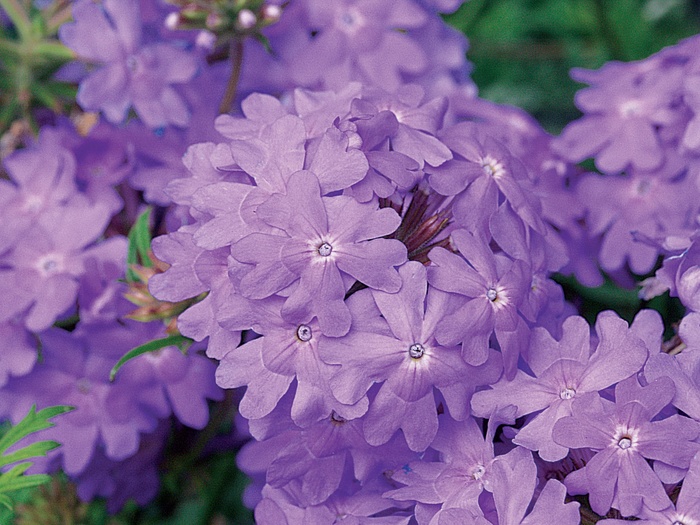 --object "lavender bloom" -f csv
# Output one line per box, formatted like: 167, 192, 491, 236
60, 0, 197, 128
237, 409, 415, 508
0, 204, 125, 332
0, 322, 37, 386
430, 122, 546, 236
487, 447, 580, 525
42, 119, 133, 215
471, 312, 649, 461
599, 452, 700, 524
319, 262, 501, 450
269, 0, 430, 92
254, 483, 412, 525
0, 134, 79, 254
428, 228, 528, 377
71, 420, 168, 513
646, 311, 700, 423
350, 85, 453, 169
386, 411, 514, 520
553, 377, 699, 517
552, 57, 685, 174
215, 297, 368, 427
0, 326, 161, 475
230, 170, 406, 336
576, 168, 697, 275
